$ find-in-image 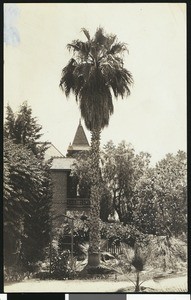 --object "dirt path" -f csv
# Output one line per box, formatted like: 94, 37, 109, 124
4, 275, 187, 293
